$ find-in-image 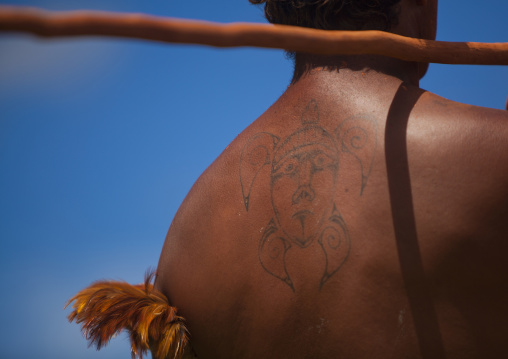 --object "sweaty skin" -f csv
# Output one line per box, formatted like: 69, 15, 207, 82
155, 1, 508, 358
